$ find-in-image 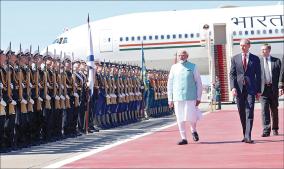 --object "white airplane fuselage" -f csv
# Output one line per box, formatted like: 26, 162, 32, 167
44, 5, 283, 75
